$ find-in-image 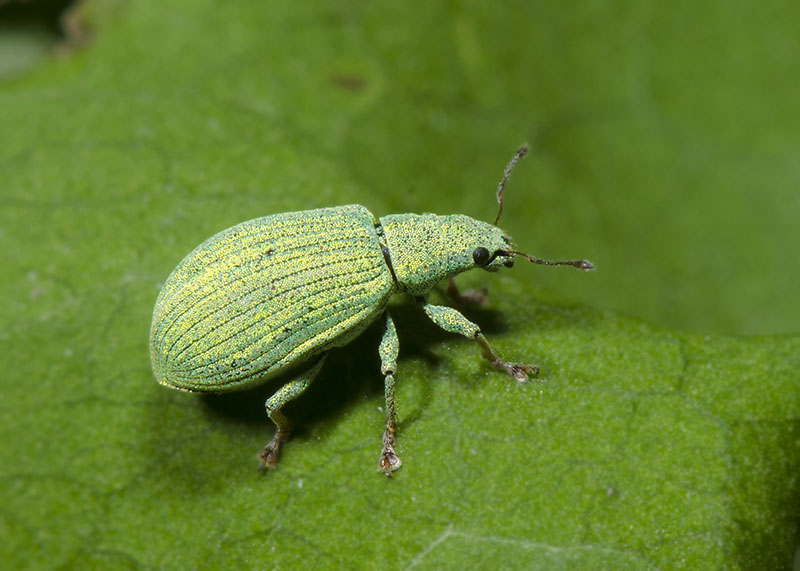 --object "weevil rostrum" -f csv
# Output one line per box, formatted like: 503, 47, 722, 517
149, 146, 594, 476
